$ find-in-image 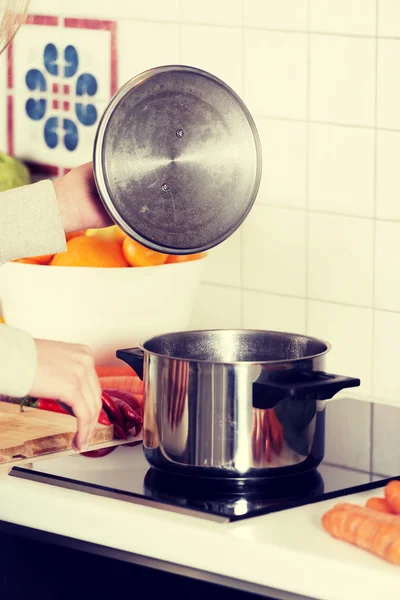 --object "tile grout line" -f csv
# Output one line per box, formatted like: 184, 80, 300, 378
304, 0, 311, 334
369, 0, 380, 474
